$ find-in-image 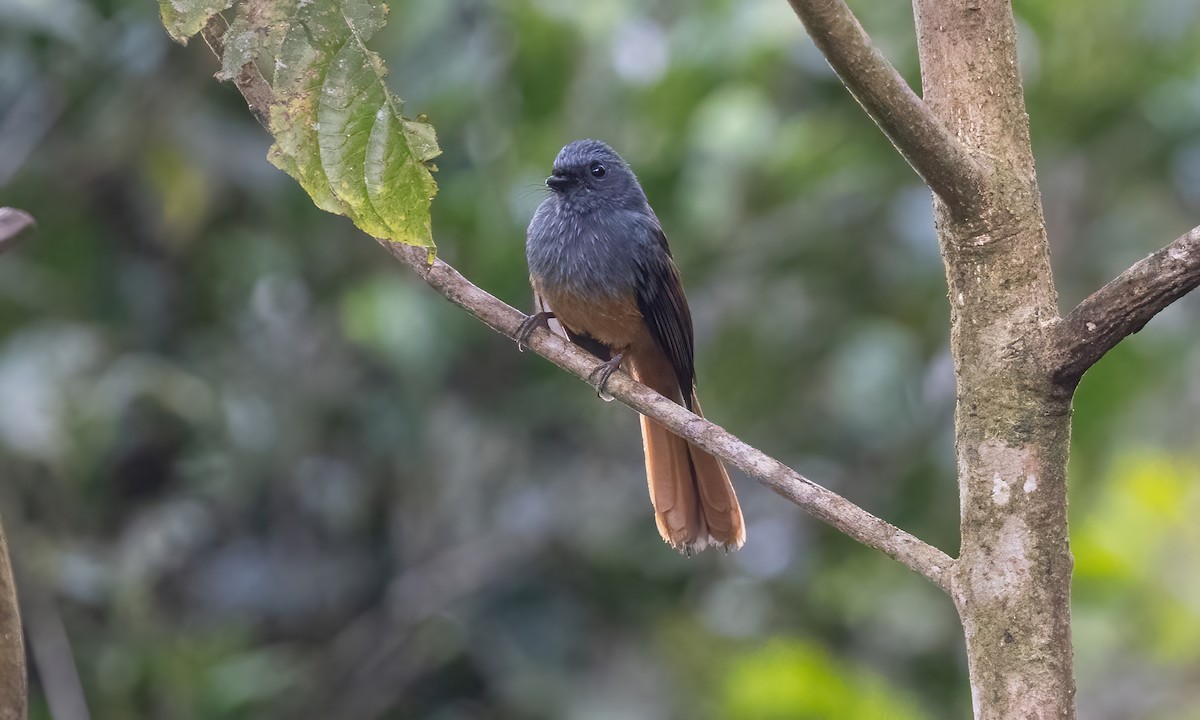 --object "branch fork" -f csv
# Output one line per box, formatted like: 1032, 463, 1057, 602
1047, 225, 1200, 384
786, 0, 988, 215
